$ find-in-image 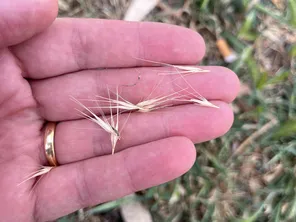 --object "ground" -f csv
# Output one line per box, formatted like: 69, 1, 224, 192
57, 0, 296, 221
